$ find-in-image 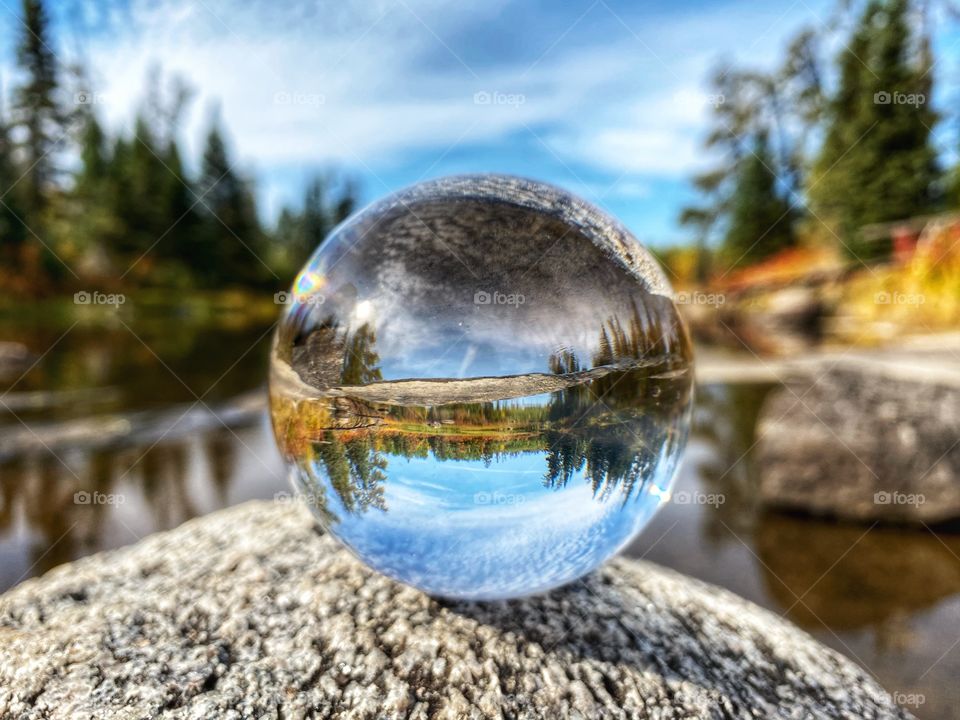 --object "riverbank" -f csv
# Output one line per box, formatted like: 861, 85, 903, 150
694, 331, 960, 385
